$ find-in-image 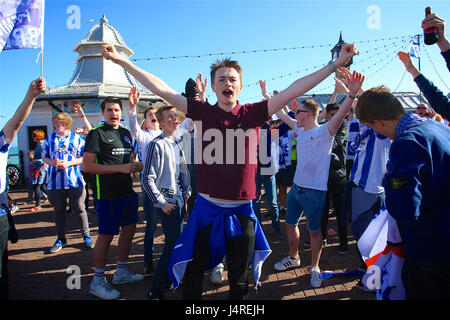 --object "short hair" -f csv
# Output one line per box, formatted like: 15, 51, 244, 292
143, 106, 156, 119
210, 58, 242, 84
300, 99, 320, 118
177, 110, 186, 123
155, 105, 176, 123
32, 129, 45, 142
326, 102, 340, 113
52, 112, 73, 129
101, 97, 122, 111
355, 86, 407, 124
